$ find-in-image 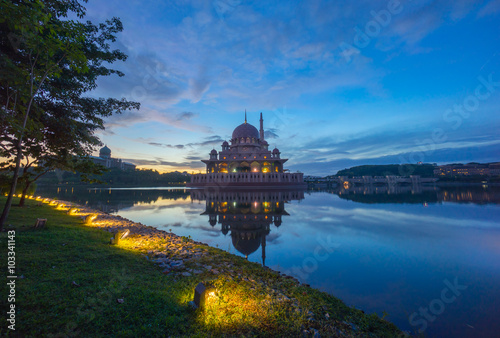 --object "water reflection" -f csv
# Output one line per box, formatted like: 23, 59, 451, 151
191, 189, 304, 265
316, 185, 500, 204
35, 185, 500, 214
33, 184, 500, 336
